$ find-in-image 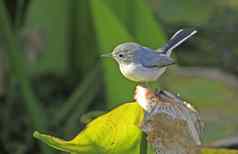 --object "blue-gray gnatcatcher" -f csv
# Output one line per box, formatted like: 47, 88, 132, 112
101, 29, 197, 82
